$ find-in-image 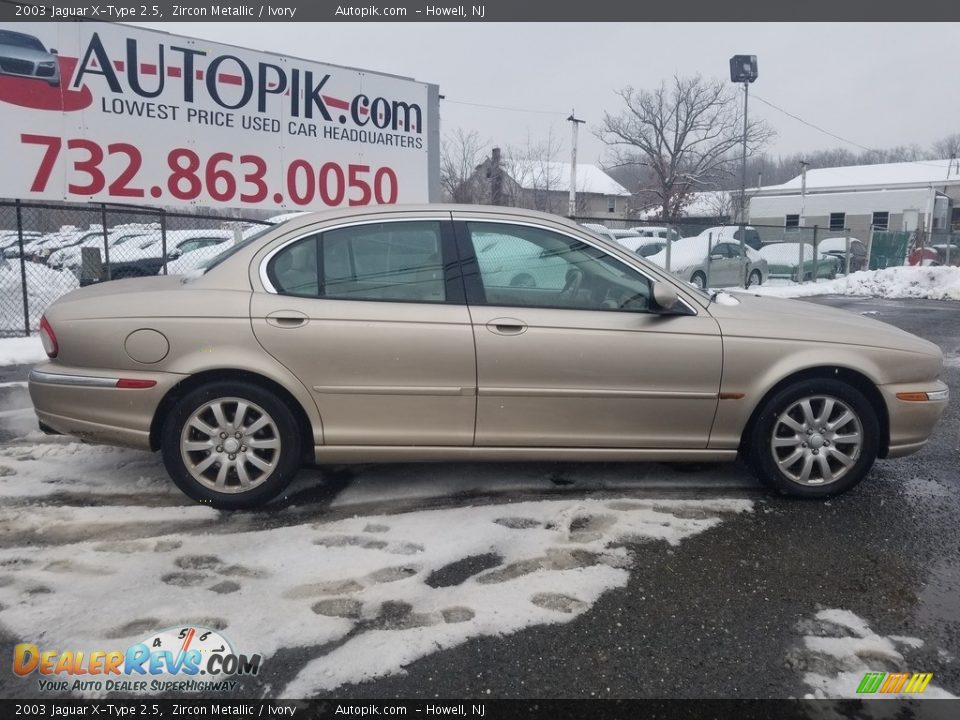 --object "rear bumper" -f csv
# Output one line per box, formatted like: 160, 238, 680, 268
28, 365, 184, 450
880, 380, 949, 459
